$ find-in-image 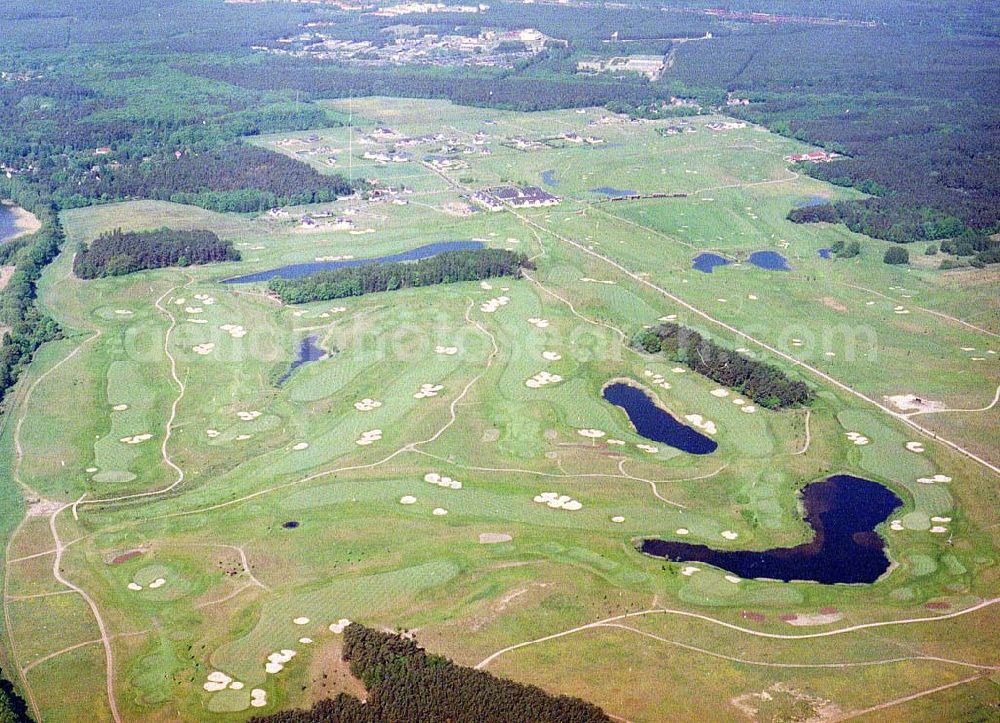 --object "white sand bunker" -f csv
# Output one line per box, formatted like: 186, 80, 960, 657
236, 434, 251, 441
329, 618, 352, 634
127, 582, 142, 591
250, 689, 268, 707
681, 566, 700, 576
148, 577, 166, 589
906, 441, 925, 453
607, 439, 625, 445
659, 314, 678, 322
480, 296, 510, 313
299, 637, 313, 644
732, 399, 745, 405
188, 318, 207, 324
432, 507, 448, 516
611, 516, 625, 523
265, 649, 296, 674
292, 442, 309, 451
542, 351, 562, 361
434, 345, 459, 355
636, 443, 658, 453
120, 433, 153, 444
526, 371, 562, 389
185, 307, 203, 314
173, 298, 186, 305
580, 277, 615, 285
894, 306, 910, 315
399, 495, 417, 505
354, 398, 383, 411
748, 294, 758, 301
206, 429, 220, 438
479, 533, 512, 544
293, 616, 309, 625
414, 383, 444, 399
643, 370, 672, 390
425, 472, 462, 490
725, 575, 741, 584
917, 474, 952, 484
192, 343, 215, 355
672, 367, 686, 374
932, 516, 952, 523
721, 530, 739, 540
845, 431, 870, 446
676, 528, 690, 535
237, 410, 262, 421
356, 429, 382, 446
685, 414, 717, 435
740, 405, 757, 414
577, 428, 605, 439
114, 309, 133, 316
480, 281, 493, 290
710, 388, 729, 398
527, 317, 550, 329
86, 467, 98, 473
533, 491, 582, 511
930, 526, 949, 534
890, 520, 905, 531
112, 403, 129, 411
220, 324, 247, 339
791, 338, 804, 347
